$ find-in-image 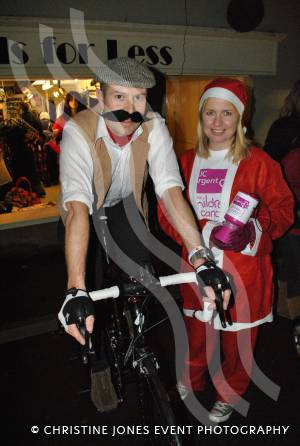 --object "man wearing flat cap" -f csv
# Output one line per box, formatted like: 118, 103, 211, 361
58, 57, 230, 344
